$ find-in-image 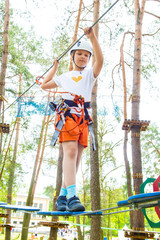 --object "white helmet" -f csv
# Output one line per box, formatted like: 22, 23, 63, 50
70, 40, 92, 55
